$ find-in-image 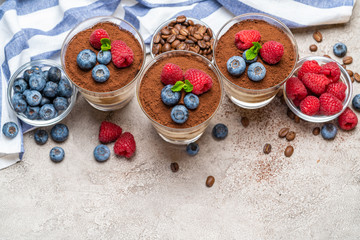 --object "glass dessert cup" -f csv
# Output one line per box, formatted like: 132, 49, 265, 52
284, 56, 353, 123
213, 13, 298, 109
60, 16, 146, 111
136, 50, 223, 145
